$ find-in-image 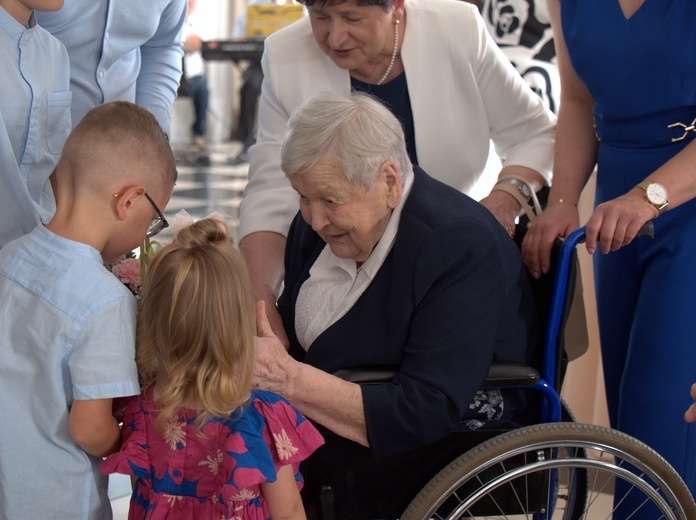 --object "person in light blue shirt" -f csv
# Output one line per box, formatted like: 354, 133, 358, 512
0, 101, 177, 519
36, 0, 187, 136
0, 3, 71, 247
